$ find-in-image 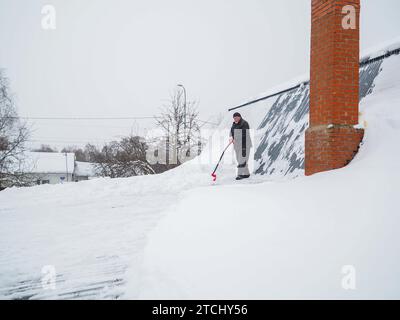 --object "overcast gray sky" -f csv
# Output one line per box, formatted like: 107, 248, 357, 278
1, 0, 399, 148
